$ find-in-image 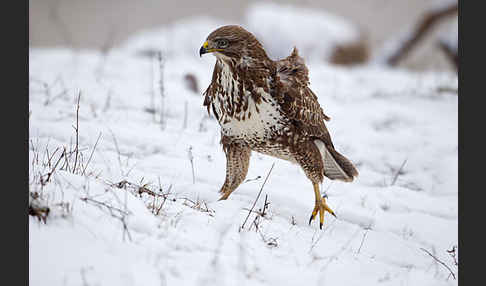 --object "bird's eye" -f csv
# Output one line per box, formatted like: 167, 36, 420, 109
217, 39, 229, 48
